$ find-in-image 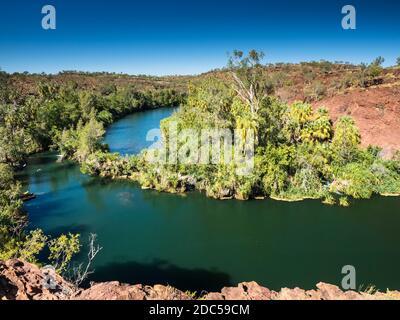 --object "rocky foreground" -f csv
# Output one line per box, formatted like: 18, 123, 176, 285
1, 259, 399, 300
